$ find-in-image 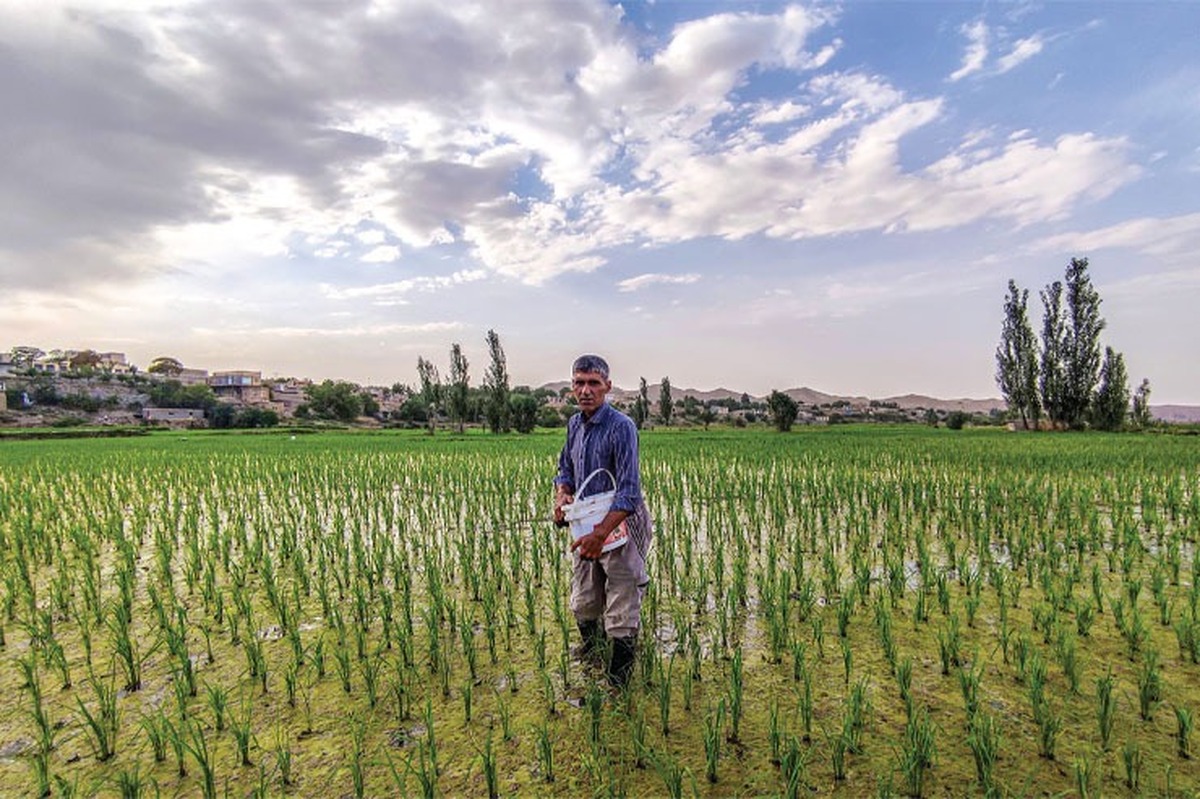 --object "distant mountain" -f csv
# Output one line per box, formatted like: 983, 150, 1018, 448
541, 381, 1007, 413
540, 381, 1199, 421
1153, 405, 1200, 423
